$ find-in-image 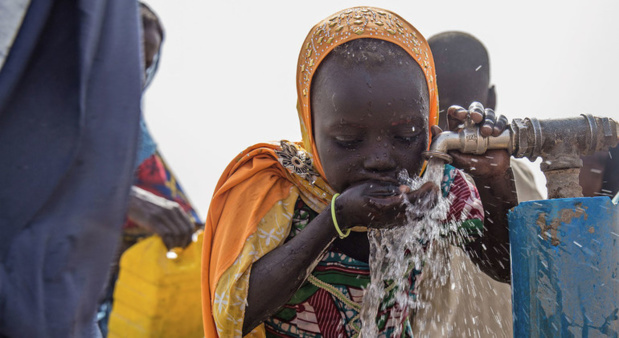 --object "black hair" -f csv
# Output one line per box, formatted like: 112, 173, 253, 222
321, 38, 415, 70
311, 38, 420, 98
